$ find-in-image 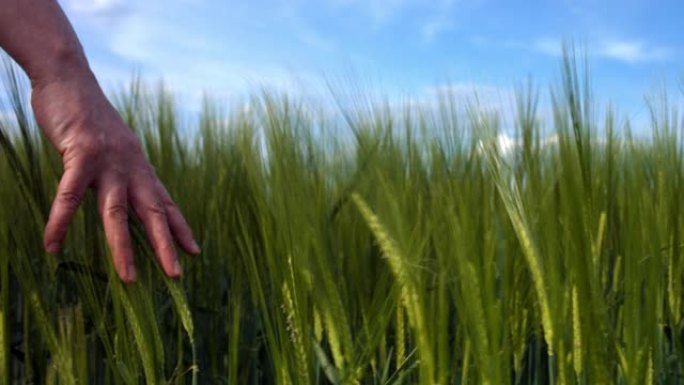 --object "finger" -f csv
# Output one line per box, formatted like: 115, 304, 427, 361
154, 180, 200, 255
130, 178, 182, 278
97, 178, 136, 283
44, 164, 91, 253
